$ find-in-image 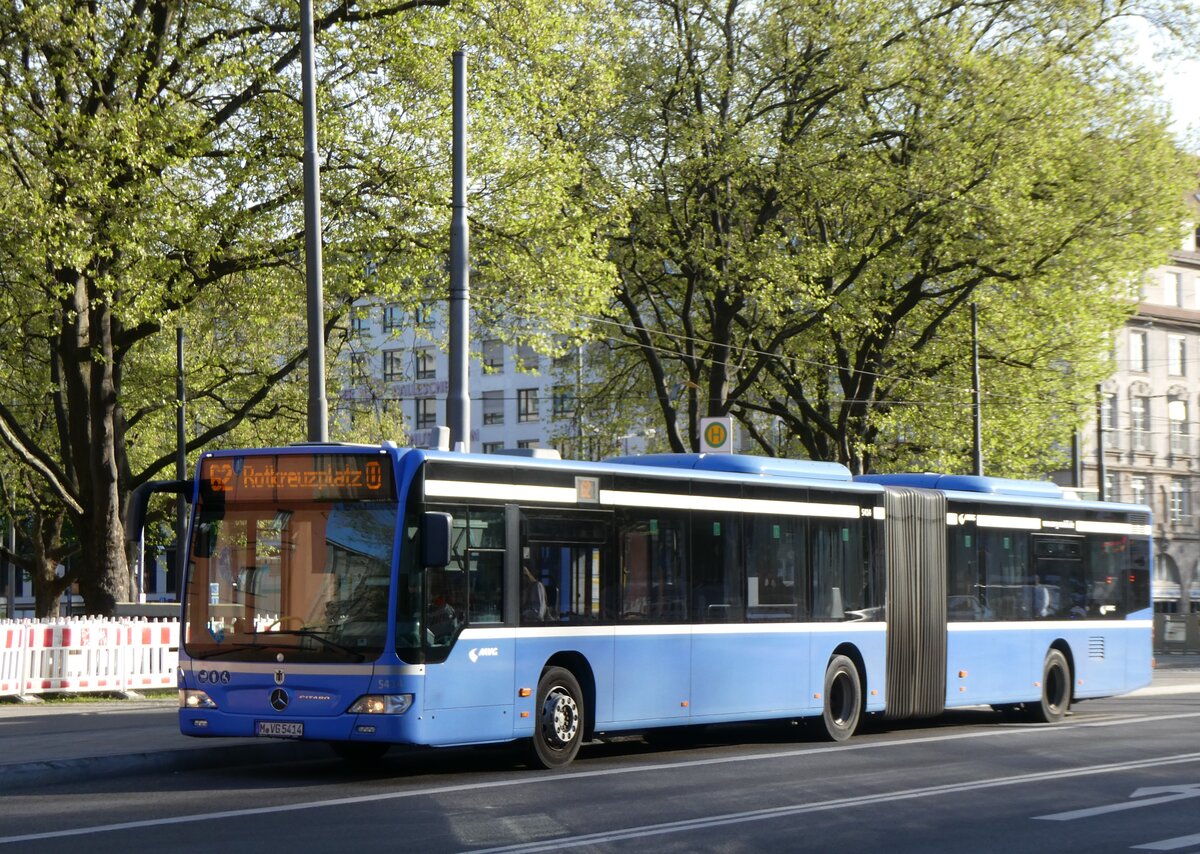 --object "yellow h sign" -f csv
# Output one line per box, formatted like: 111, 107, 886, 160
700, 417, 733, 453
